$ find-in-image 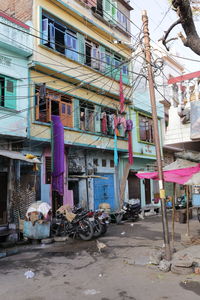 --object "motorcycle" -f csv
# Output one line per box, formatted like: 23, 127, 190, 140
122, 199, 141, 221
51, 209, 94, 241
73, 207, 109, 237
